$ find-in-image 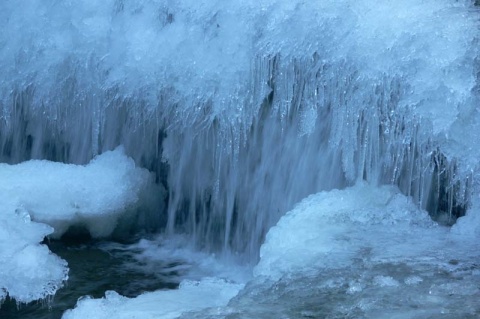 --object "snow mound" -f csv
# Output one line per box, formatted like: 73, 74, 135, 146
0, 147, 156, 238
254, 183, 437, 279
